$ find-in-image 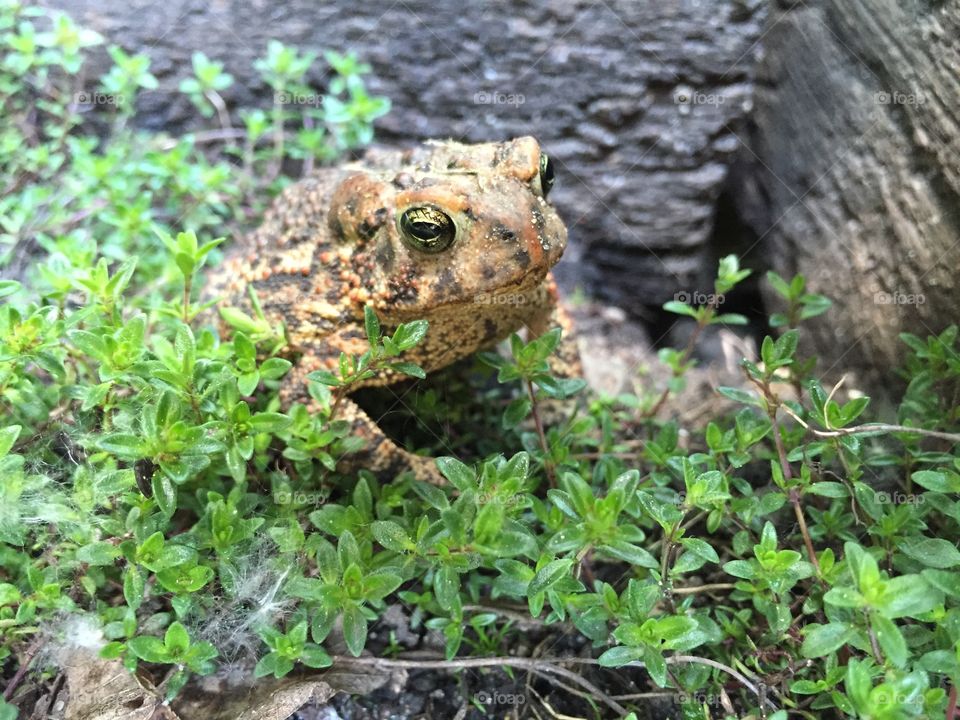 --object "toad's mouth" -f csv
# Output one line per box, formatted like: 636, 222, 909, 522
438, 263, 550, 309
